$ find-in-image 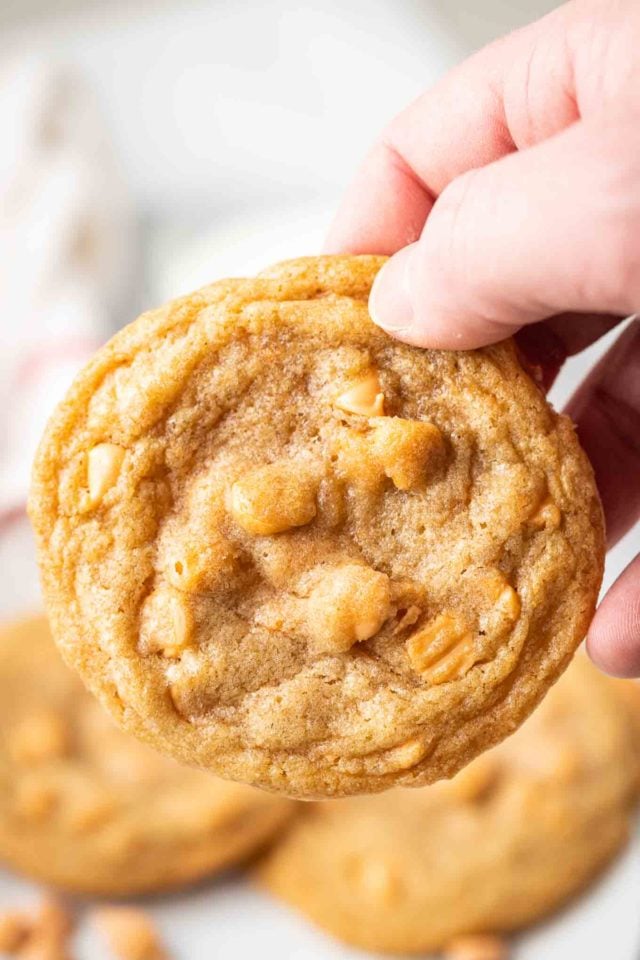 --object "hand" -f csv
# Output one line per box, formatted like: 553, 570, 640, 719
326, 0, 640, 677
